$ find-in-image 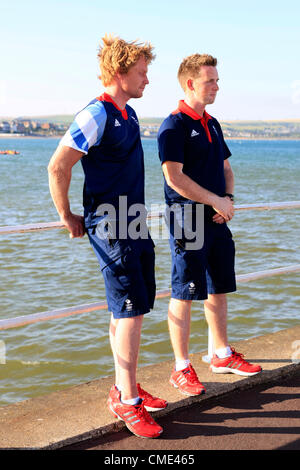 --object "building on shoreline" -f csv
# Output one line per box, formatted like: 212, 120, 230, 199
0, 118, 69, 137
1, 118, 300, 139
